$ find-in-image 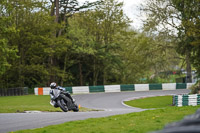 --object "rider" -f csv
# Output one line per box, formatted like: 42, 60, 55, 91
49, 82, 74, 107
